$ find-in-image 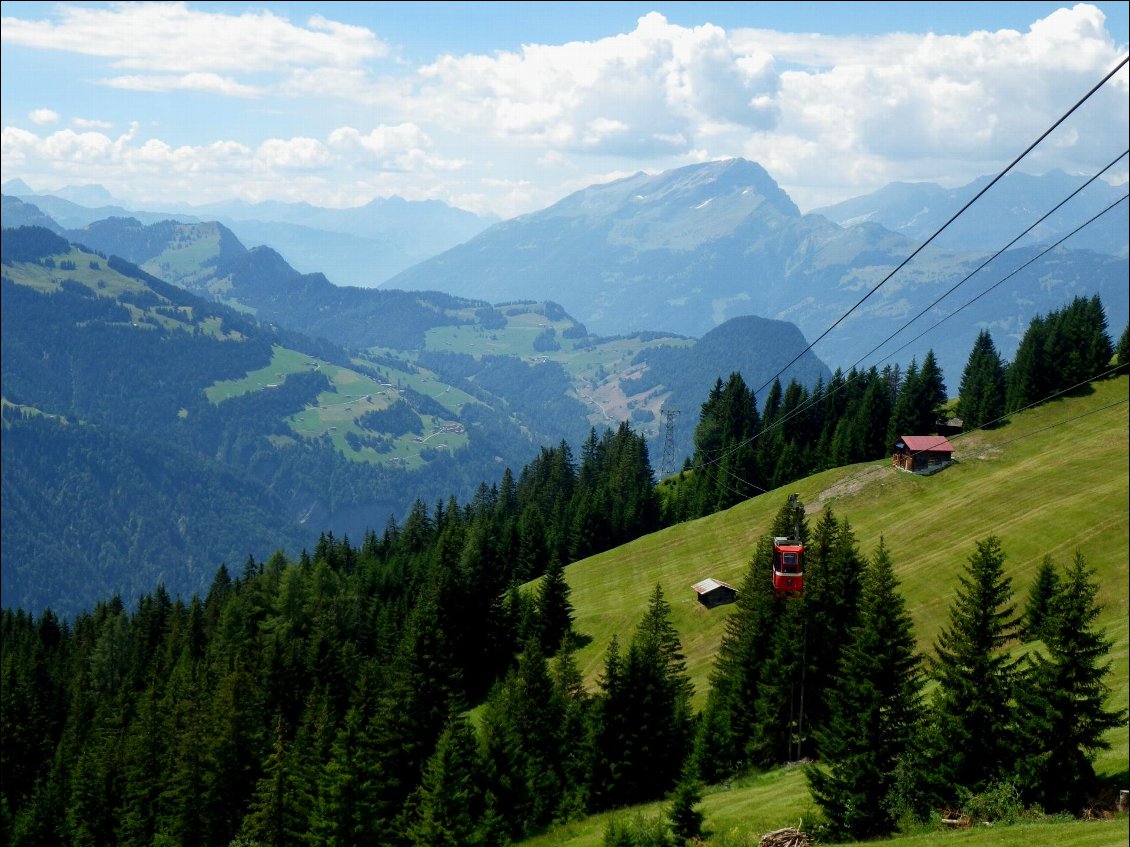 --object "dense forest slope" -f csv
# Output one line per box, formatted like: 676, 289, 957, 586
1, 225, 833, 614
0, 228, 559, 612
2, 374, 1123, 847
